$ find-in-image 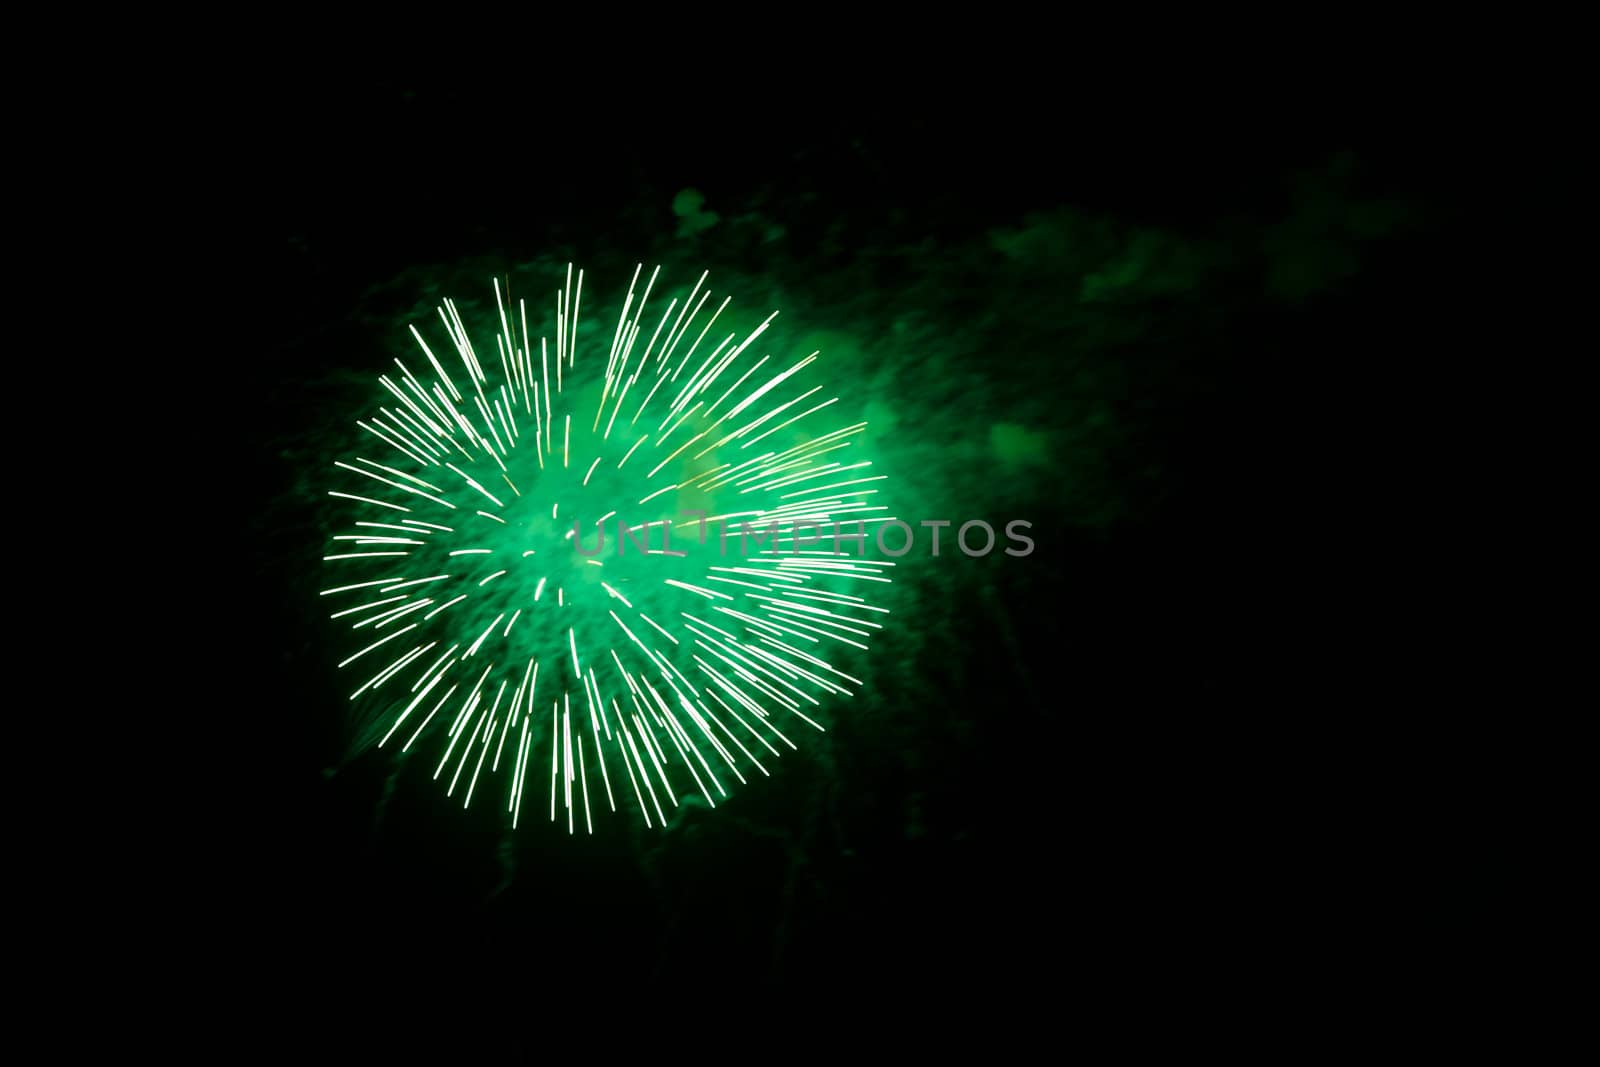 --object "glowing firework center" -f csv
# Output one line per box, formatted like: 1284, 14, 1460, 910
321, 265, 894, 833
